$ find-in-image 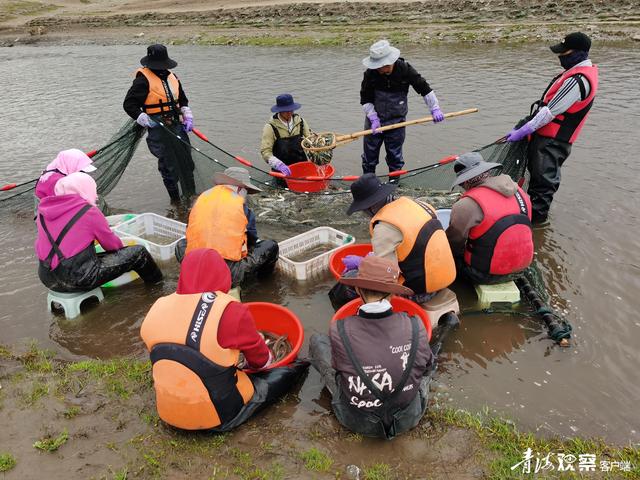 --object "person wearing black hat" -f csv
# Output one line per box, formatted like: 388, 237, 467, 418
123, 44, 196, 202
344, 173, 456, 302
504, 32, 599, 224
260, 93, 312, 177
309, 256, 436, 439
447, 153, 534, 285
